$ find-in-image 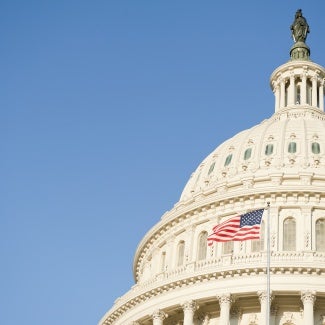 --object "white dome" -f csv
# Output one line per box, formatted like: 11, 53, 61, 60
180, 106, 325, 202
180, 59, 325, 203
99, 12, 325, 325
